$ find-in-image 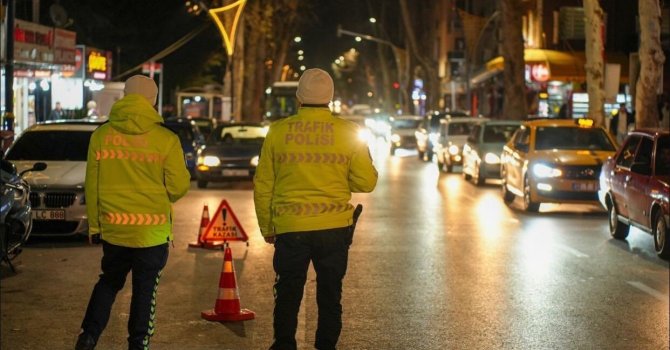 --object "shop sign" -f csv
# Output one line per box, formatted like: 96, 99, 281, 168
53, 28, 76, 65
84, 47, 113, 81
526, 63, 550, 82
13, 19, 54, 64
